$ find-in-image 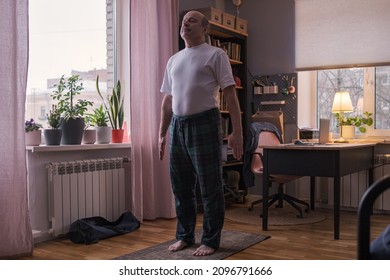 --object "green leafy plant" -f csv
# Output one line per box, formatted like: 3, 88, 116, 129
95, 75, 124, 130
334, 111, 373, 133
52, 74, 94, 121
46, 104, 62, 129
25, 118, 43, 132
83, 115, 94, 130
86, 105, 108, 127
